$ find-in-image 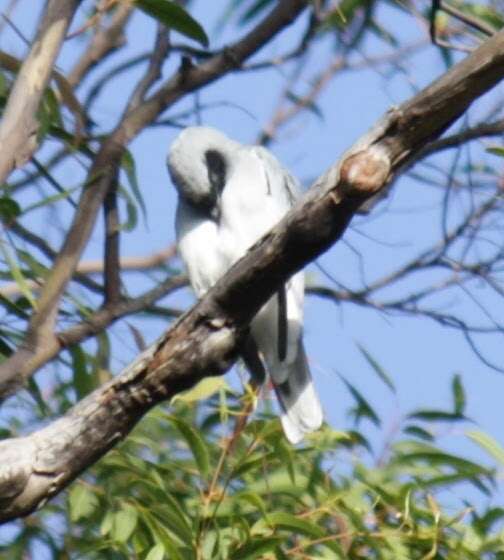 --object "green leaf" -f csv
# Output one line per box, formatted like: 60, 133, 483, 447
17, 250, 49, 280
27, 377, 50, 417
229, 537, 283, 560
264, 511, 325, 538
0, 333, 12, 359
408, 409, 466, 422
403, 425, 434, 441
452, 374, 465, 416
239, 0, 274, 25
100, 510, 114, 536
0, 71, 7, 98
68, 484, 99, 522
121, 150, 147, 224
0, 197, 21, 222
140, 510, 185, 560
323, 0, 362, 28
356, 343, 396, 393
486, 145, 504, 157
37, 87, 62, 141
172, 376, 228, 404
0, 292, 29, 319
271, 436, 296, 484
116, 185, 139, 232
70, 345, 96, 399
147, 502, 193, 544
466, 4, 504, 30
340, 375, 381, 427
145, 543, 165, 560
235, 491, 268, 519
23, 184, 80, 214
135, 0, 209, 47
467, 430, 504, 466
396, 450, 492, 477
168, 415, 210, 479
255, 512, 344, 555
0, 241, 36, 308
112, 504, 138, 543
473, 507, 504, 536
